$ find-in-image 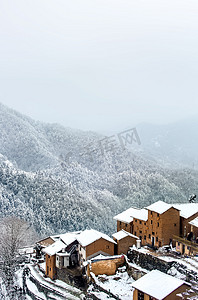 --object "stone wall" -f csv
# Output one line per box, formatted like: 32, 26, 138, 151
127, 249, 172, 273
127, 249, 198, 283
